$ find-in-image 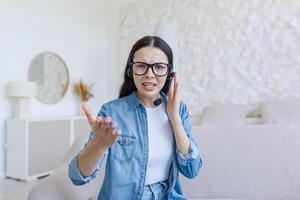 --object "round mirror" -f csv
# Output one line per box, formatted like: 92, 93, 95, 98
28, 52, 69, 104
